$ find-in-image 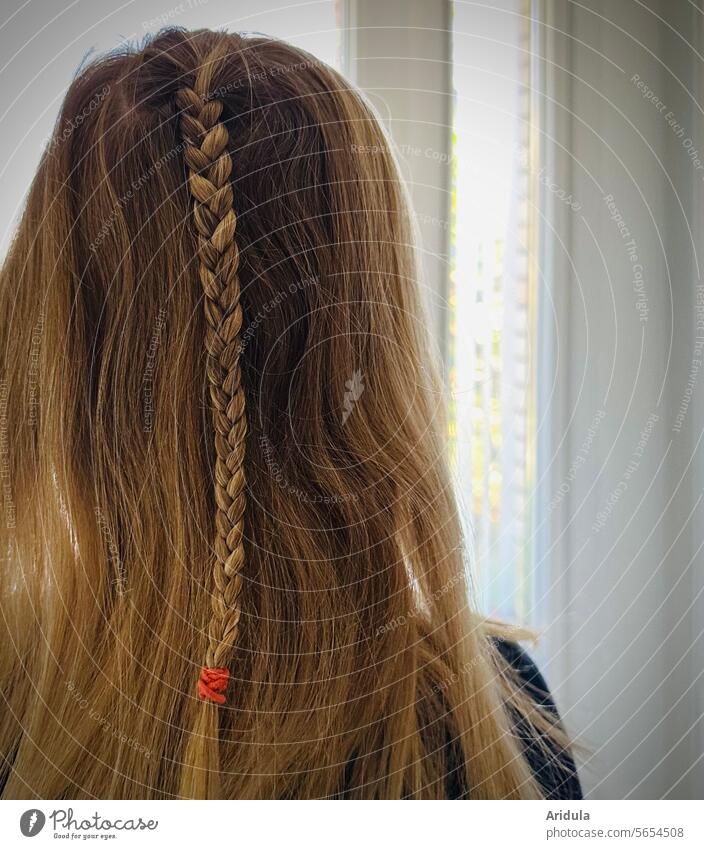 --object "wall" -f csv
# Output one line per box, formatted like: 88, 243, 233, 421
533, 0, 703, 799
